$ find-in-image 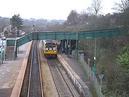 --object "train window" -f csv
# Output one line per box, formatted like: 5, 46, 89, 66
53, 48, 56, 50
46, 43, 56, 48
